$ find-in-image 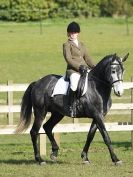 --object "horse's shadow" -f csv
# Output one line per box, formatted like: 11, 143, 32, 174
96, 141, 131, 150
0, 158, 70, 165
0, 159, 35, 165
112, 141, 131, 150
